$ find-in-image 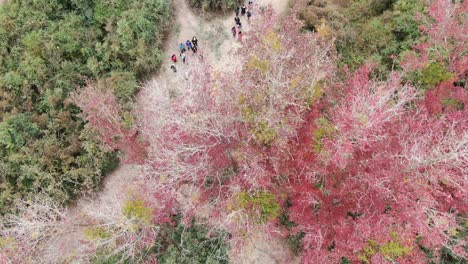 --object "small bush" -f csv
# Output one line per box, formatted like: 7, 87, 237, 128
231, 190, 281, 223
250, 121, 278, 147
287, 232, 305, 255
189, 0, 238, 12
411, 62, 454, 90
156, 216, 229, 264
122, 198, 153, 227
441, 98, 464, 111
312, 117, 335, 153
83, 226, 111, 241
358, 232, 412, 263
